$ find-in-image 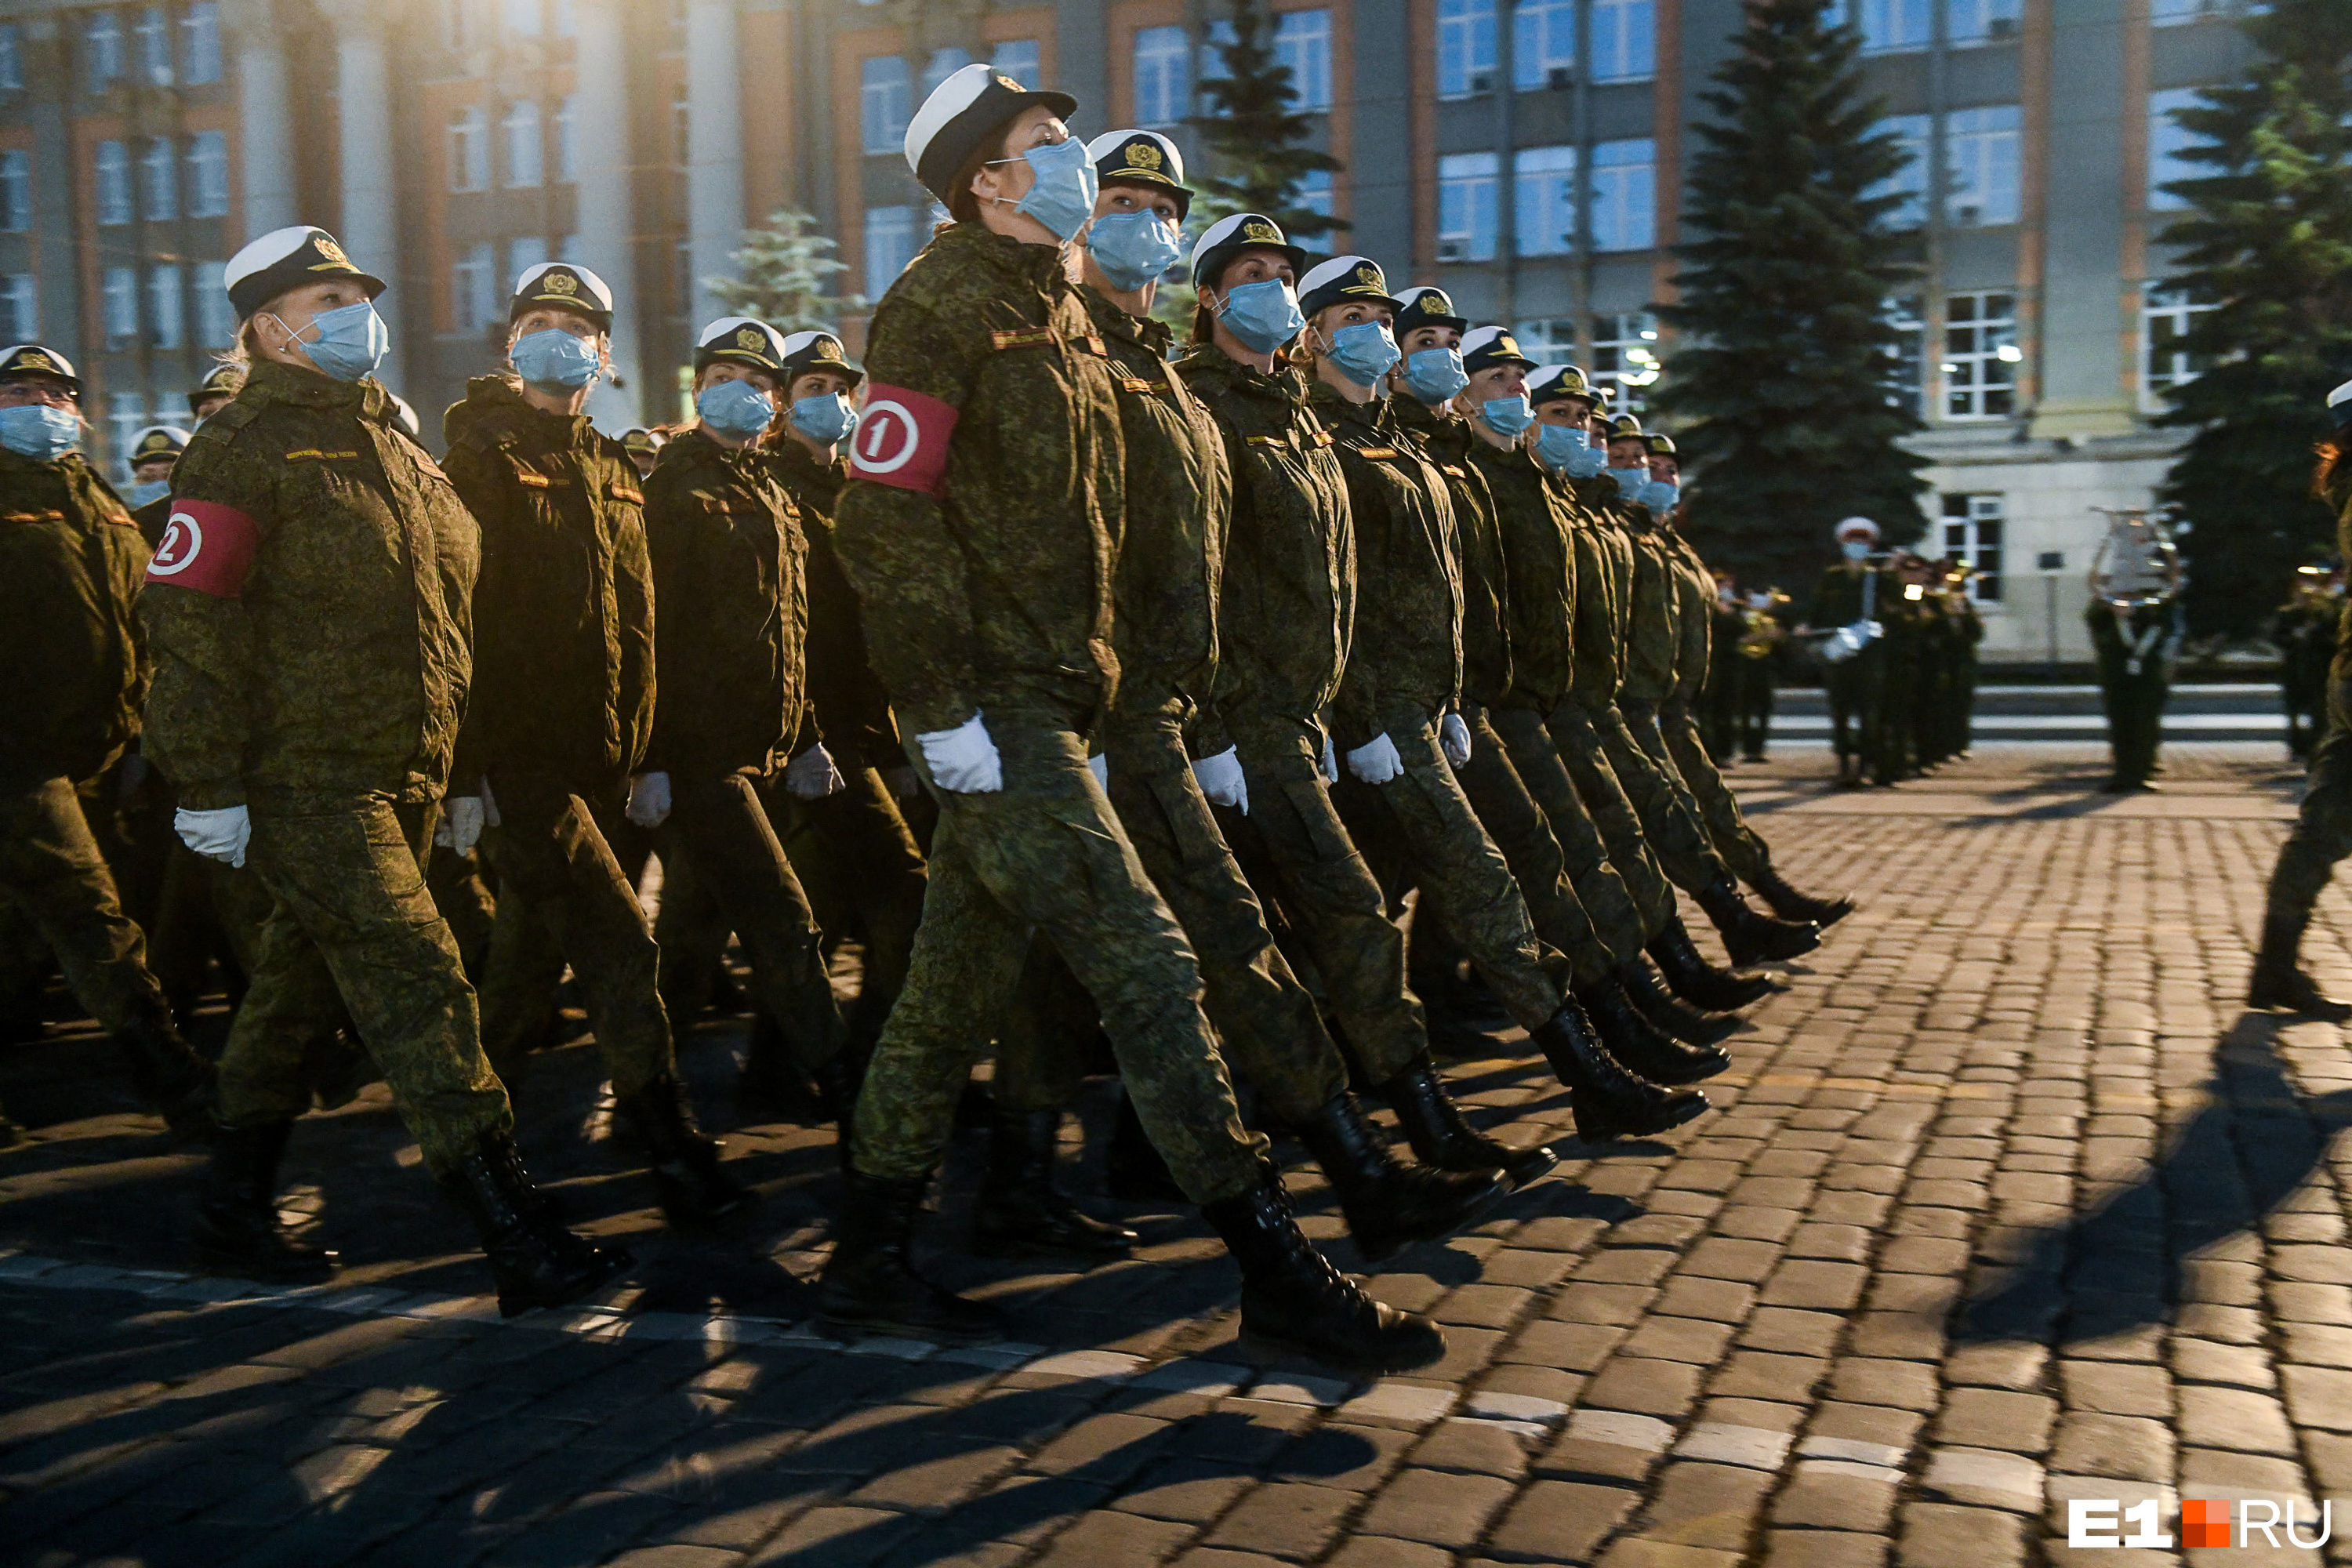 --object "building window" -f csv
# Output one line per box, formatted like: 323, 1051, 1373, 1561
1514, 0, 1576, 91
1592, 138, 1656, 251
1438, 0, 1494, 99
1948, 0, 2021, 45
993, 39, 1041, 89
86, 11, 125, 92
1941, 494, 2004, 602
184, 131, 228, 217
1590, 0, 1654, 83
2147, 87, 2207, 212
0, 151, 29, 232
147, 263, 182, 348
1198, 19, 1236, 113
865, 204, 916, 292
2, 274, 37, 341
1843, 0, 1929, 54
1276, 9, 1331, 112
181, 2, 220, 84
1438, 151, 1498, 262
503, 0, 542, 38
194, 261, 232, 347
0, 27, 21, 91
453, 241, 497, 332
1298, 167, 1334, 221
1134, 26, 1190, 126
554, 96, 577, 184
1592, 312, 1660, 411
1513, 316, 1579, 365
1514, 144, 1575, 257
108, 394, 144, 472
1943, 290, 2018, 419
1885, 295, 1926, 416
95, 140, 132, 226
921, 48, 971, 100
2151, 0, 2227, 22
135, 6, 170, 84
2142, 284, 2216, 405
102, 266, 139, 346
503, 100, 542, 188
449, 107, 489, 192
861, 56, 910, 154
140, 136, 176, 222
1944, 104, 2021, 227
1867, 114, 1929, 229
